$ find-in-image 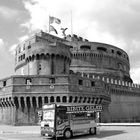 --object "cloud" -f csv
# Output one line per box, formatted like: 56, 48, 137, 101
0, 6, 18, 20
0, 38, 14, 78
131, 67, 140, 84
9, 44, 17, 56
9, 35, 29, 56
19, 35, 29, 42
22, 0, 140, 83
0, 38, 4, 48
